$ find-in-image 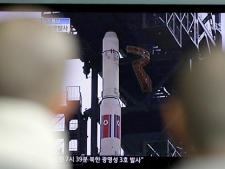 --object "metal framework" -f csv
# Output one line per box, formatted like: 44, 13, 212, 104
144, 13, 222, 55
142, 13, 220, 157
165, 13, 217, 53
51, 86, 87, 156
126, 46, 152, 93
145, 140, 181, 157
